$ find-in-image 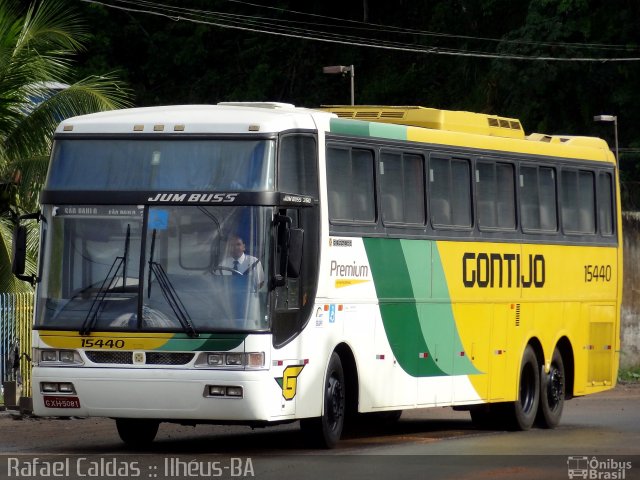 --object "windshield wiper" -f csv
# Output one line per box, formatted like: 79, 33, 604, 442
79, 224, 131, 335
147, 229, 199, 337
